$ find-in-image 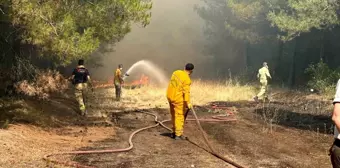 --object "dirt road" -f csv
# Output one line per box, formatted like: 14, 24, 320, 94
74, 106, 332, 168
0, 87, 334, 168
